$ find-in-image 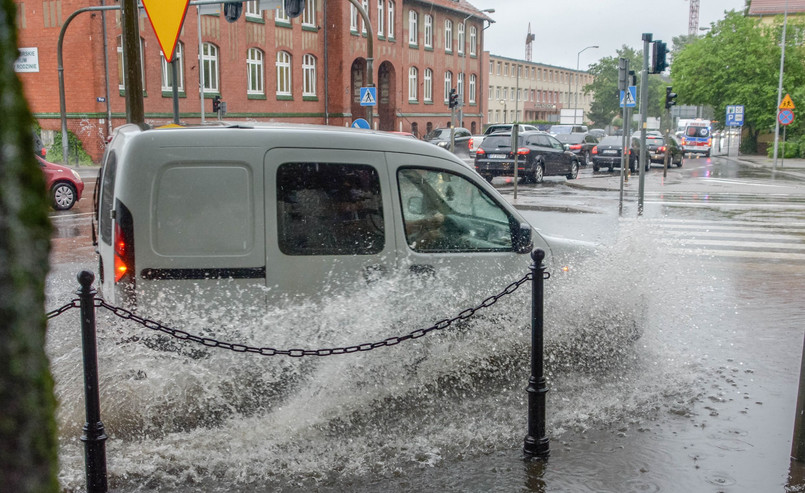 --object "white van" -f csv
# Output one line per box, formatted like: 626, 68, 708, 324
94, 123, 568, 309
